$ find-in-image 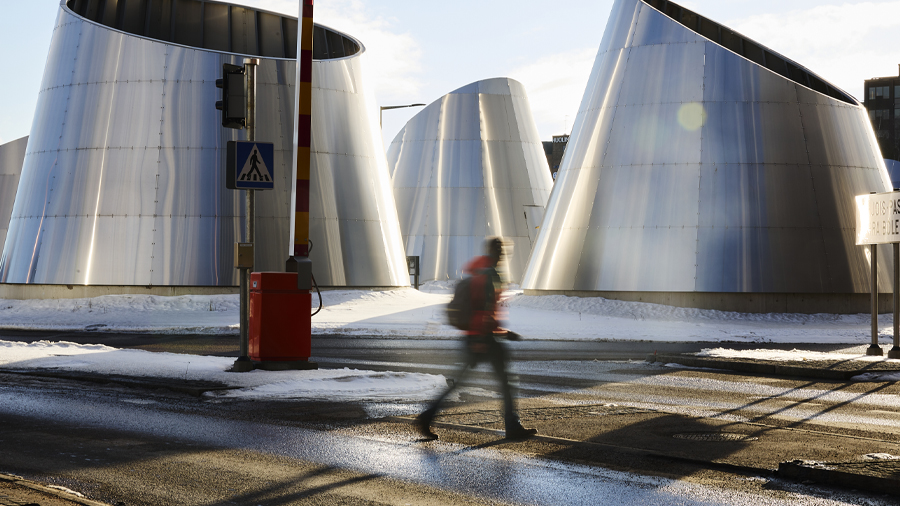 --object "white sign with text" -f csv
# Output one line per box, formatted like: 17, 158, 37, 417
856, 191, 900, 245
